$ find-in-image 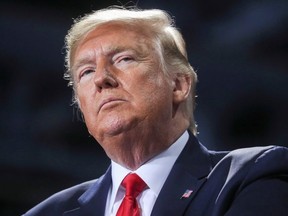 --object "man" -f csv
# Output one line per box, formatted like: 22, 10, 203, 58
24, 6, 288, 216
